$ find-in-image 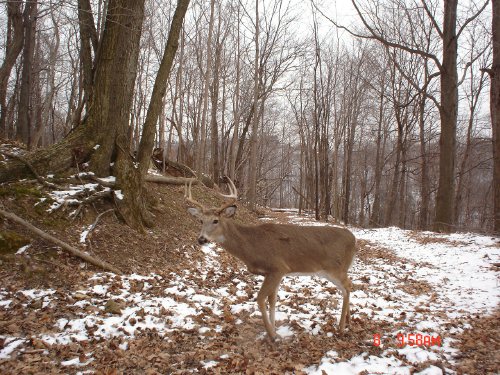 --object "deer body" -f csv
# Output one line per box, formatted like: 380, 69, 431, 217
220, 220, 355, 276
186, 179, 357, 340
